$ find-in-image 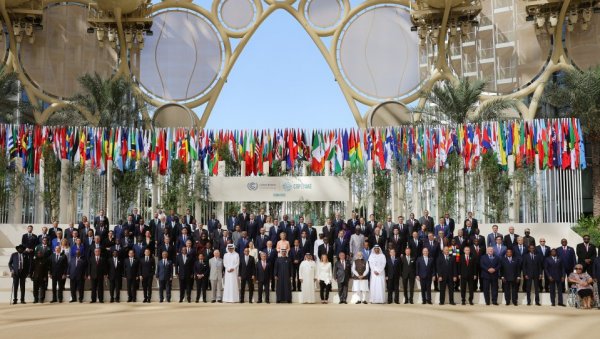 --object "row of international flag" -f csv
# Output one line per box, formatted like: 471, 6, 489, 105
0, 118, 586, 176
